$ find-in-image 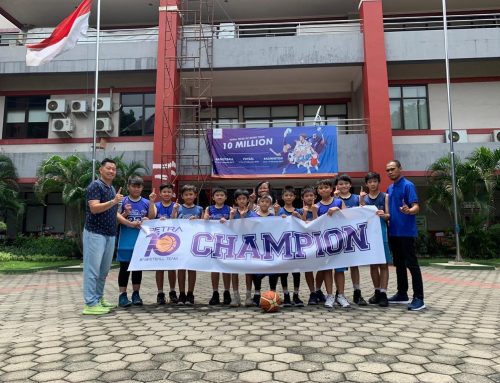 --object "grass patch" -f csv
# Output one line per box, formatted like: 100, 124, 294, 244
418, 257, 500, 267
0, 259, 80, 273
